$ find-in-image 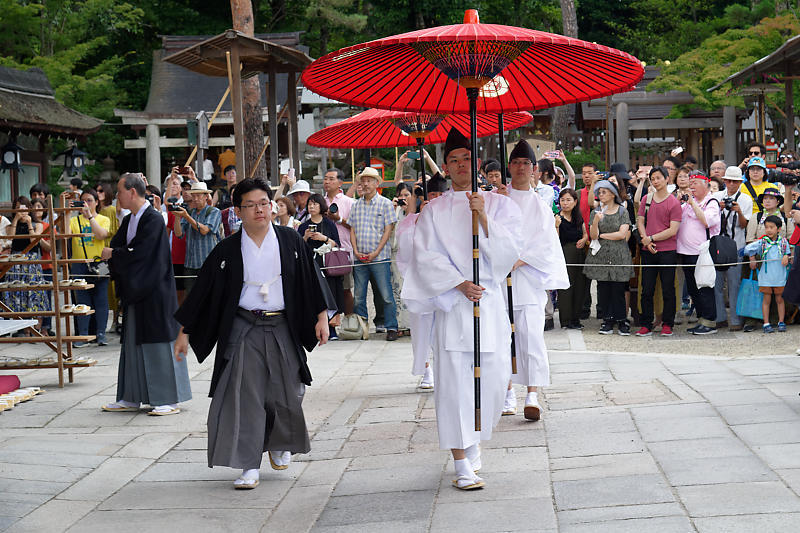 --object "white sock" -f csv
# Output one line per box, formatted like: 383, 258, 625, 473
526, 392, 538, 404
242, 468, 259, 480
454, 458, 473, 477
152, 404, 177, 412
115, 400, 139, 408
505, 388, 515, 399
